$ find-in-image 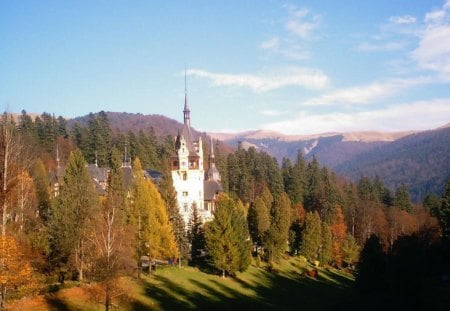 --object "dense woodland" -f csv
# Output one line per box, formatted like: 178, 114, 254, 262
0, 110, 449, 310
